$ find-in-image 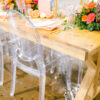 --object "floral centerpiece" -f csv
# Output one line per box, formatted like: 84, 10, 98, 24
3, 0, 38, 12
4, 0, 18, 10
25, 0, 38, 10
74, 2, 100, 31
